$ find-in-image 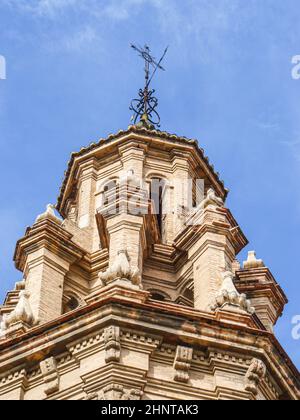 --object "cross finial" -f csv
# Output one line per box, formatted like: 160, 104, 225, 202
130, 44, 168, 129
